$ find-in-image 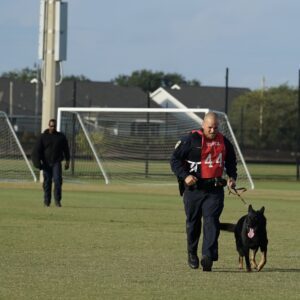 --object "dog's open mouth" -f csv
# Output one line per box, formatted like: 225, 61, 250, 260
247, 228, 255, 238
